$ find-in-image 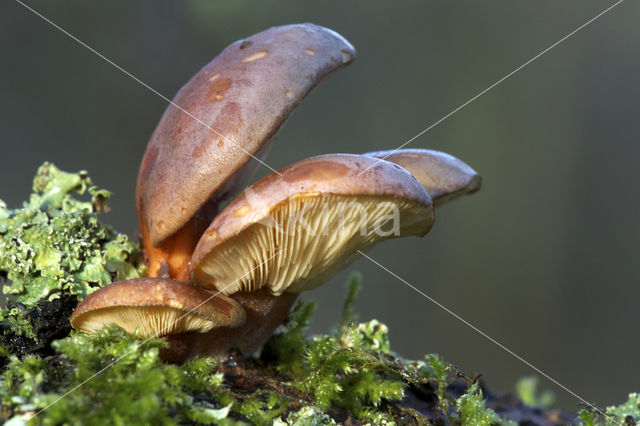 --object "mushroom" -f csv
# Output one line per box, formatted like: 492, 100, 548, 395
70, 24, 482, 363
70, 278, 246, 361
187, 153, 434, 356
364, 149, 481, 206
136, 23, 357, 280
